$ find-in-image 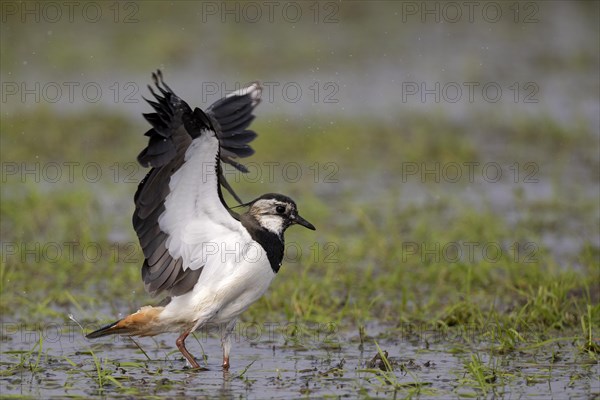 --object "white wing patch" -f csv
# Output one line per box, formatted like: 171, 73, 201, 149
158, 130, 246, 271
